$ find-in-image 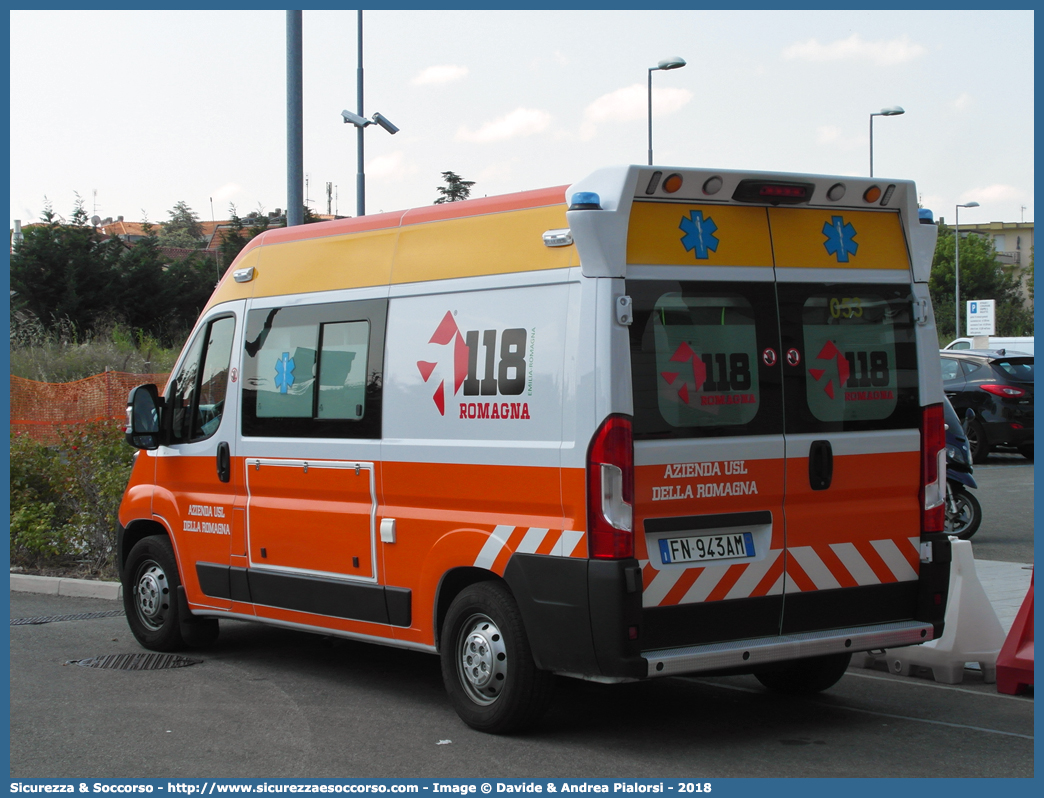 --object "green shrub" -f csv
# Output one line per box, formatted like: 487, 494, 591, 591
10, 421, 134, 577
9, 314, 182, 382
